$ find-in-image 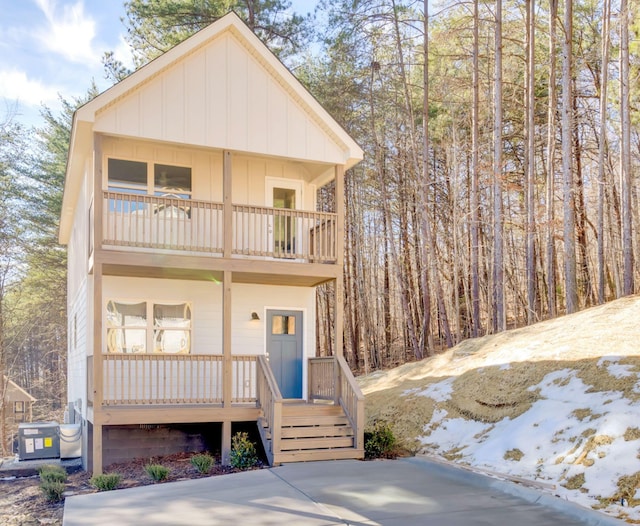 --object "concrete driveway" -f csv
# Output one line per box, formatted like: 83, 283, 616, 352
63, 457, 622, 525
